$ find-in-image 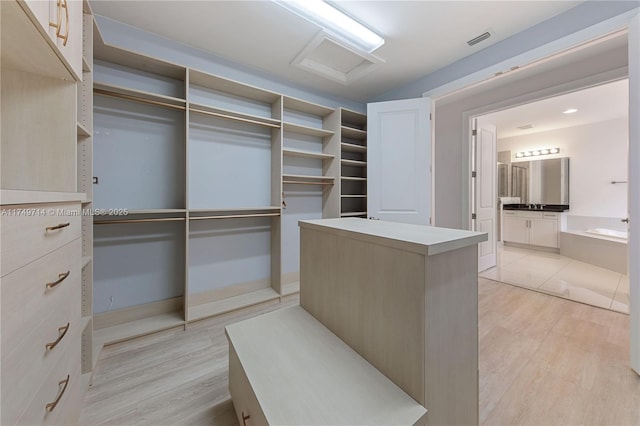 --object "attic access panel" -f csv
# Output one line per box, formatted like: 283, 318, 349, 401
292, 32, 384, 85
